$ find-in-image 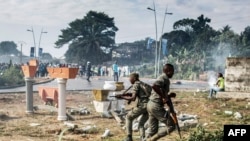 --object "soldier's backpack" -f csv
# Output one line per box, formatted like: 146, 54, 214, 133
140, 81, 152, 97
